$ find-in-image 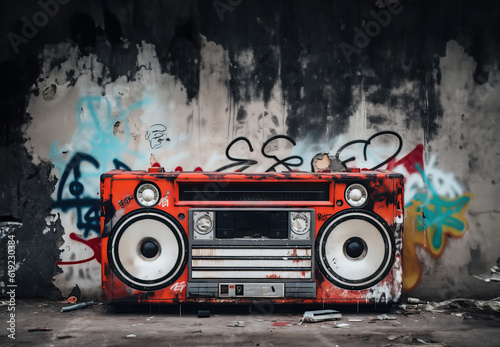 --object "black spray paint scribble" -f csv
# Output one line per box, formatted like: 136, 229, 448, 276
335, 131, 403, 170
215, 135, 303, 172
52, 152, 130, 238
145, 124, 170, 149
217, 131, 403, 173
